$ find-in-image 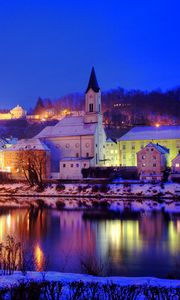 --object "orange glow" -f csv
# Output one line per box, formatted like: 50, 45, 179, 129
34, 244, 44, 271
155, 123, 160, 128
